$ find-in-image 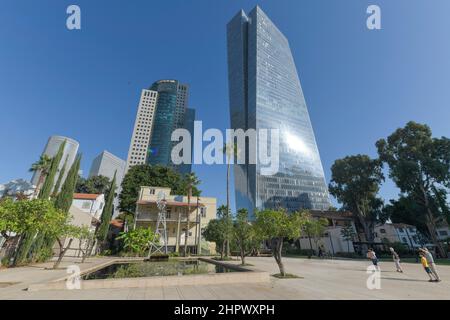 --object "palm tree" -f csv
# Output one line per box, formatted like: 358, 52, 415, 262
183, 172, 200, 257
221, 142, 239, 257
29, 155, 52, 197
